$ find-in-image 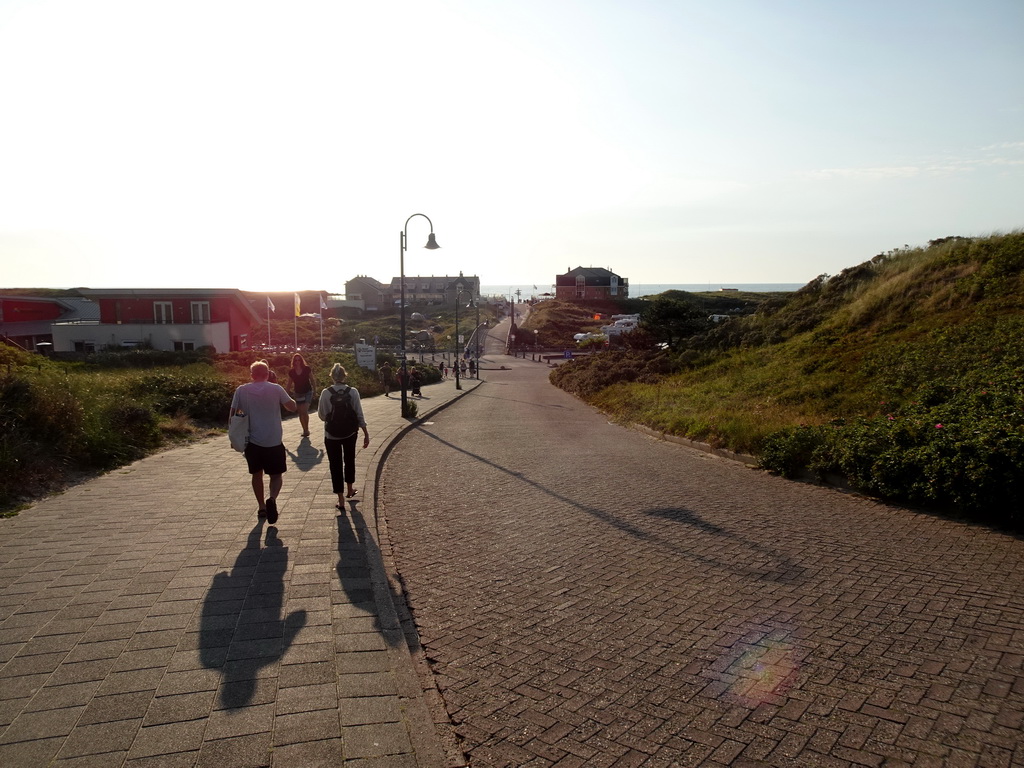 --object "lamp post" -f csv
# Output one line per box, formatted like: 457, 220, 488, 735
454, 288, 463, 390
400, 214, 440, 417
469, 296, 480, 376
508, 292, 517, 355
